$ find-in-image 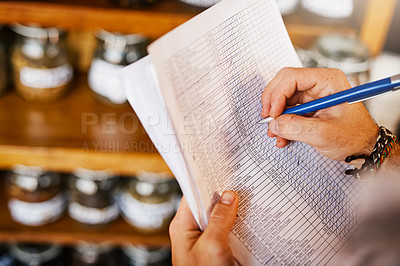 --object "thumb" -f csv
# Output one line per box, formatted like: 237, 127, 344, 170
268, 114, 322, 146
203, 191, 238, 240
